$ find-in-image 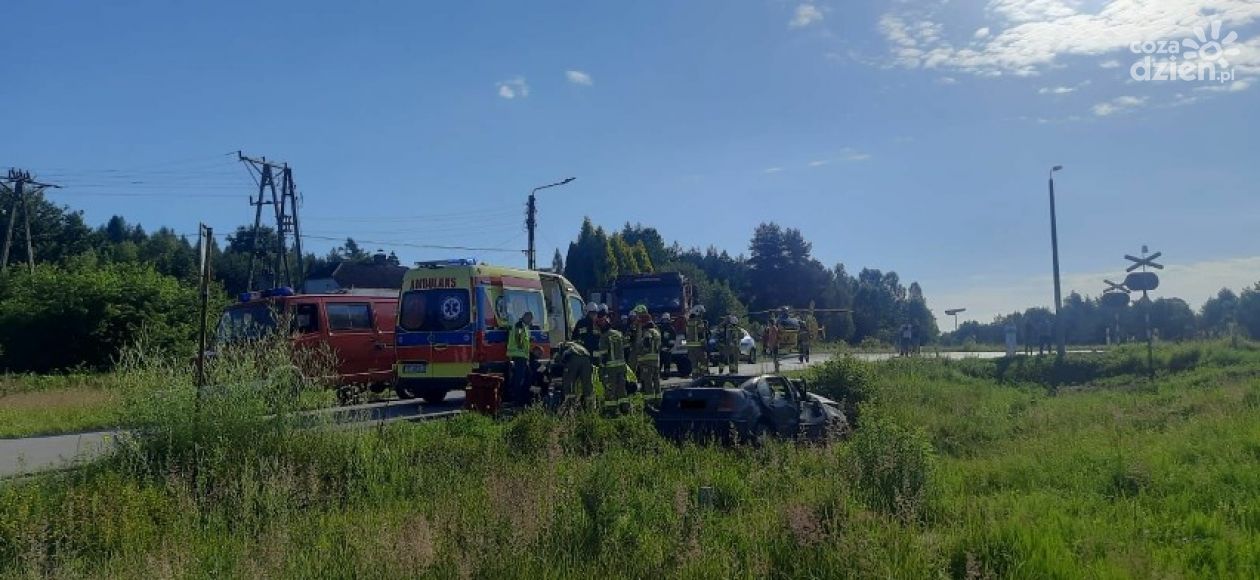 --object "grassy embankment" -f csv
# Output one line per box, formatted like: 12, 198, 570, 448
2, 340, 1259, 577
0, 375, 123, 439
